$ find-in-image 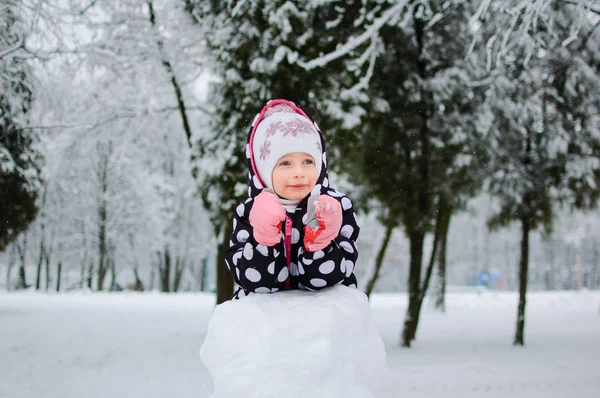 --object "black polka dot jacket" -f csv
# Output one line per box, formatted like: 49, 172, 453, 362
225, 99, 360, 299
